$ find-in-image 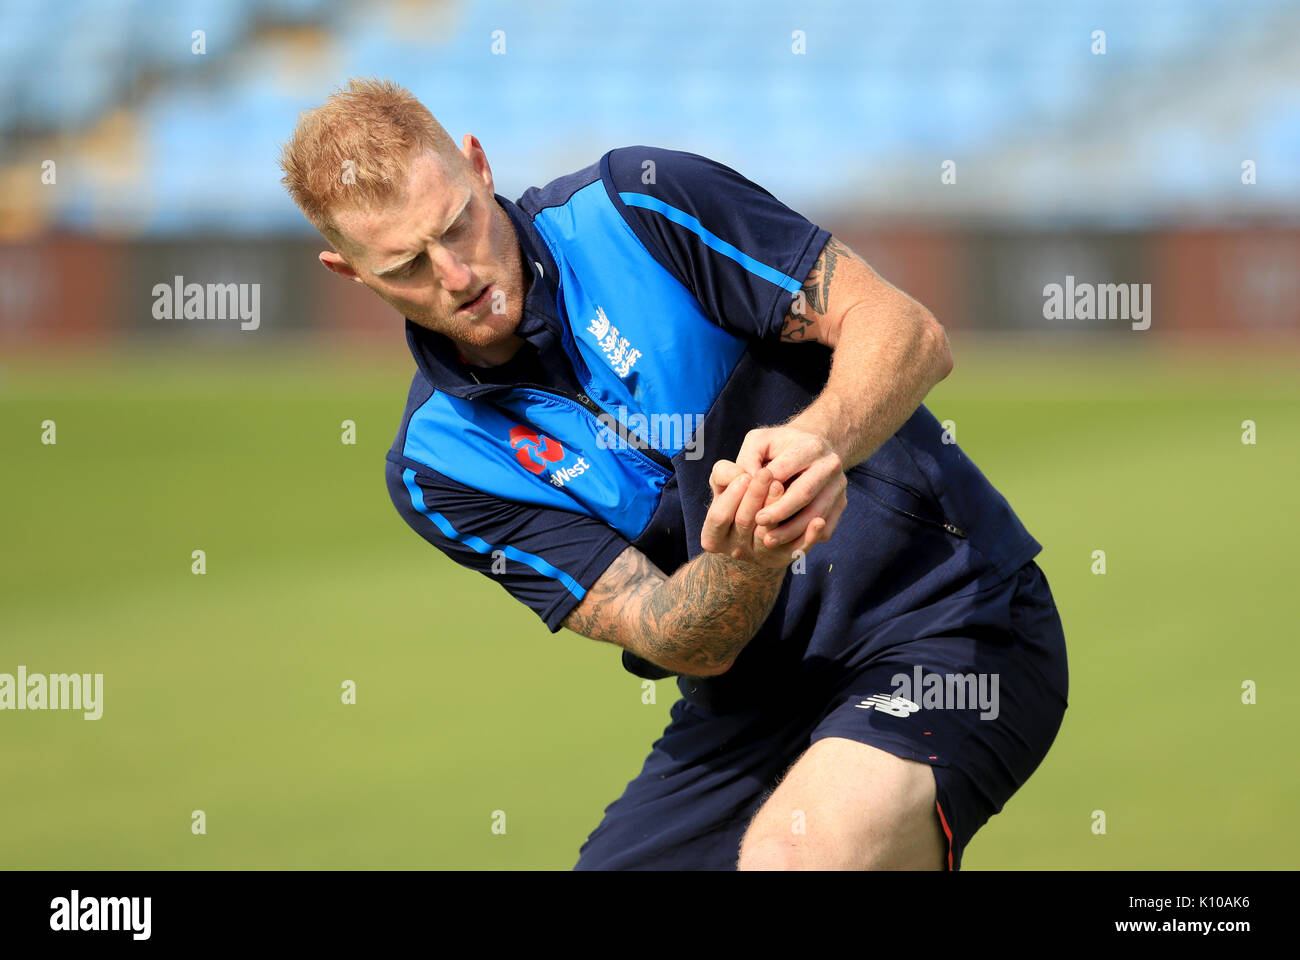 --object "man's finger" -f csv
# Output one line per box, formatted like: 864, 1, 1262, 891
764, 479, 784, 508
759, 438, 823, 487
756, 457, 839, 527
797, 516, 826, 556
752, 480, 785, 543
733, 467, 772, 537
763, 503, 818, 548
701, 472, 751, 552
763, 477, 843, 546
817, 490, 849, 542
709, 459, 743, 497
734, 430, 775, 477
